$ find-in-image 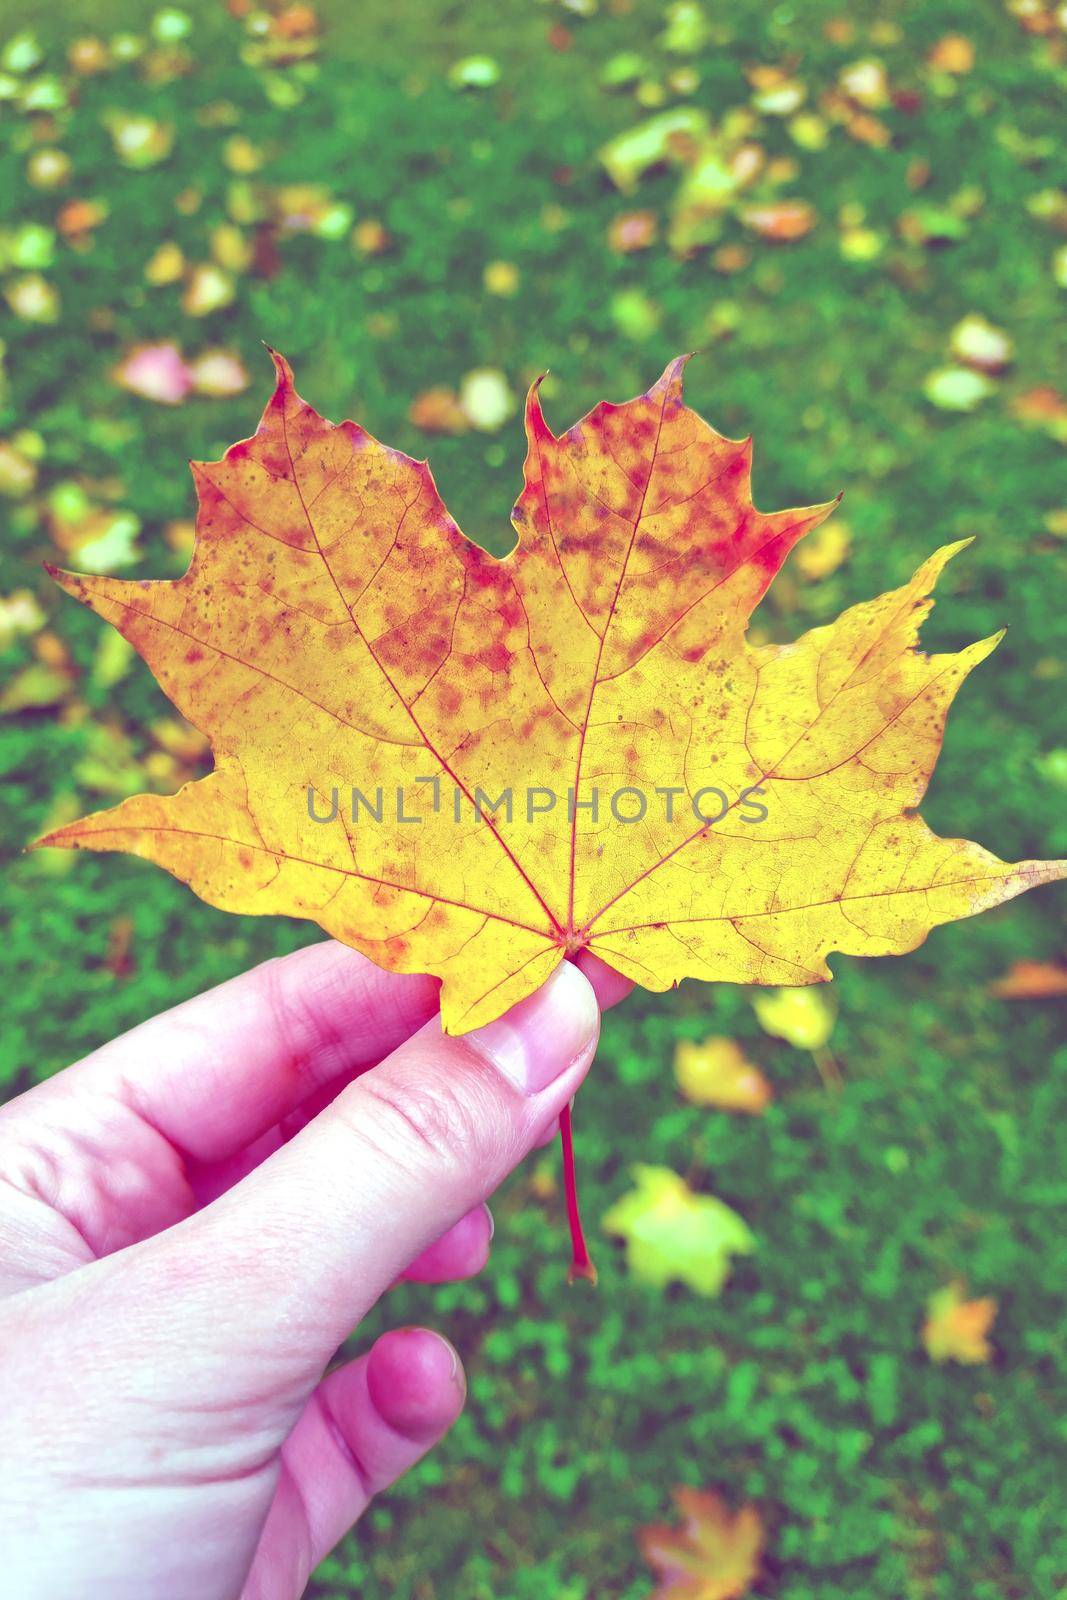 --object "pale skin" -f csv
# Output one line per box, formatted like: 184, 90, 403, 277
0, 943, 630, 1600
